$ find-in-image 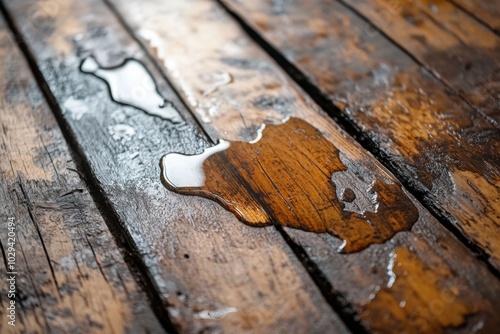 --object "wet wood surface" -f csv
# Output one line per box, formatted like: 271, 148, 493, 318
0, 17, 164, 334
108, 0, 499, 332
339, 0, 500, 125
220, 0, 500, 271
0, 0, 499, 333
1, 0, 348, 333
